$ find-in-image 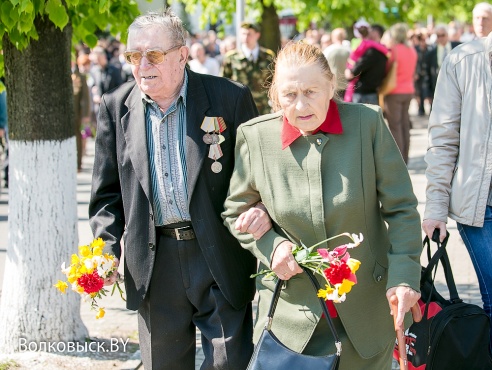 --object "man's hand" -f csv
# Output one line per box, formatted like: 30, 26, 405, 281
235, 202, 272, 240
270, 241, 303, 280
103, 257, 120, 286
422, 219, 447, 242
